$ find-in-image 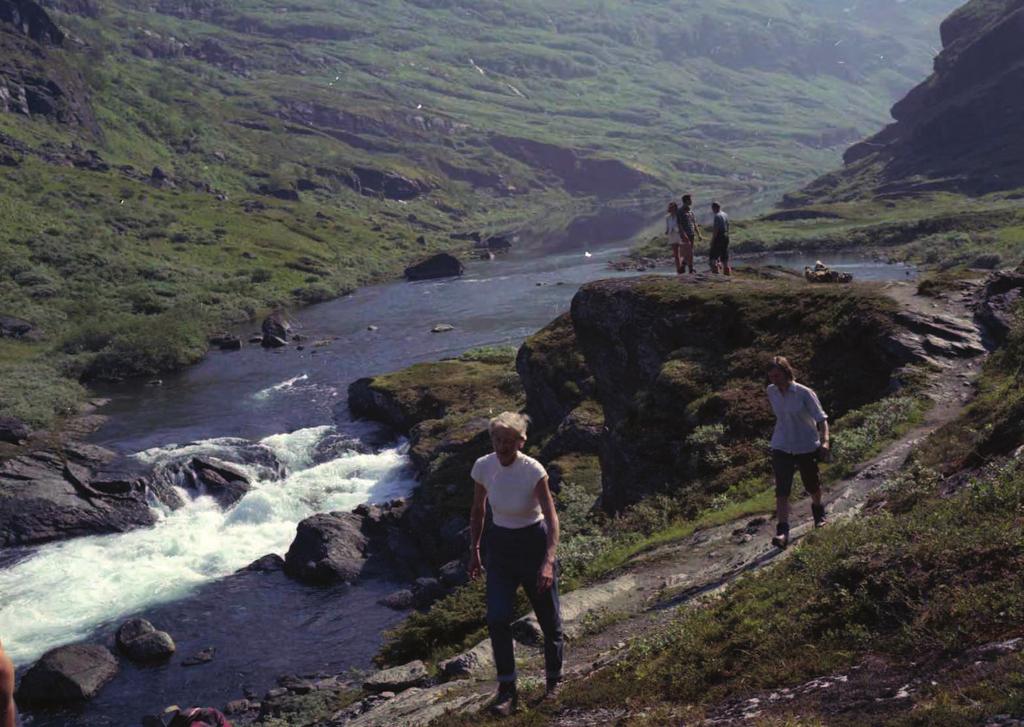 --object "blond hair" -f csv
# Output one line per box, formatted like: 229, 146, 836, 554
768, 355, 795, 382
489, 411, 530, 440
